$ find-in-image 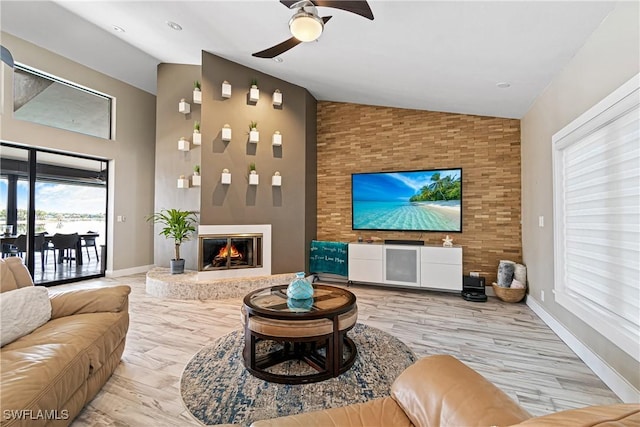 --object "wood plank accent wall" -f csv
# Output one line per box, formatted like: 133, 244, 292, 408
316, 101, 522, 284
